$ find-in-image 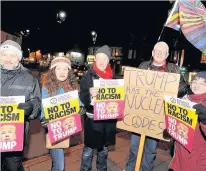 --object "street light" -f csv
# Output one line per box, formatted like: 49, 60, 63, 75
28, 48, 30, 56
57, 10, 67, 24
91, 31, 97, 45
